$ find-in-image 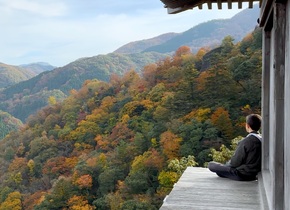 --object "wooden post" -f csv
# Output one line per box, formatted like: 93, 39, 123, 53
273, 2, 286, 209
284, 1, 290, 209
262, 30, 270, 171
